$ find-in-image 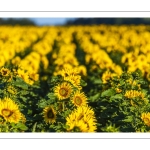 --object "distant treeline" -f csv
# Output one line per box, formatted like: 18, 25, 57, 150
66, 18, 150, 25
1, 18, 150, 26
0, 18, 36, 26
